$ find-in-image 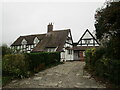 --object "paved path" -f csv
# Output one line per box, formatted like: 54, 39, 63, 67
4, 61, 105, 88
